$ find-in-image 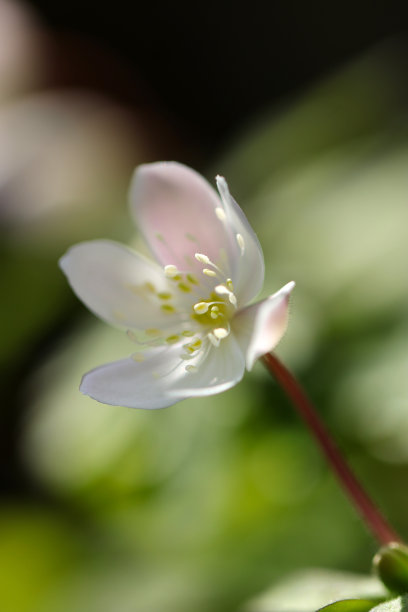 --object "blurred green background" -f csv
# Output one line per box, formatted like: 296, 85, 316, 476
1, 1, 408, 611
